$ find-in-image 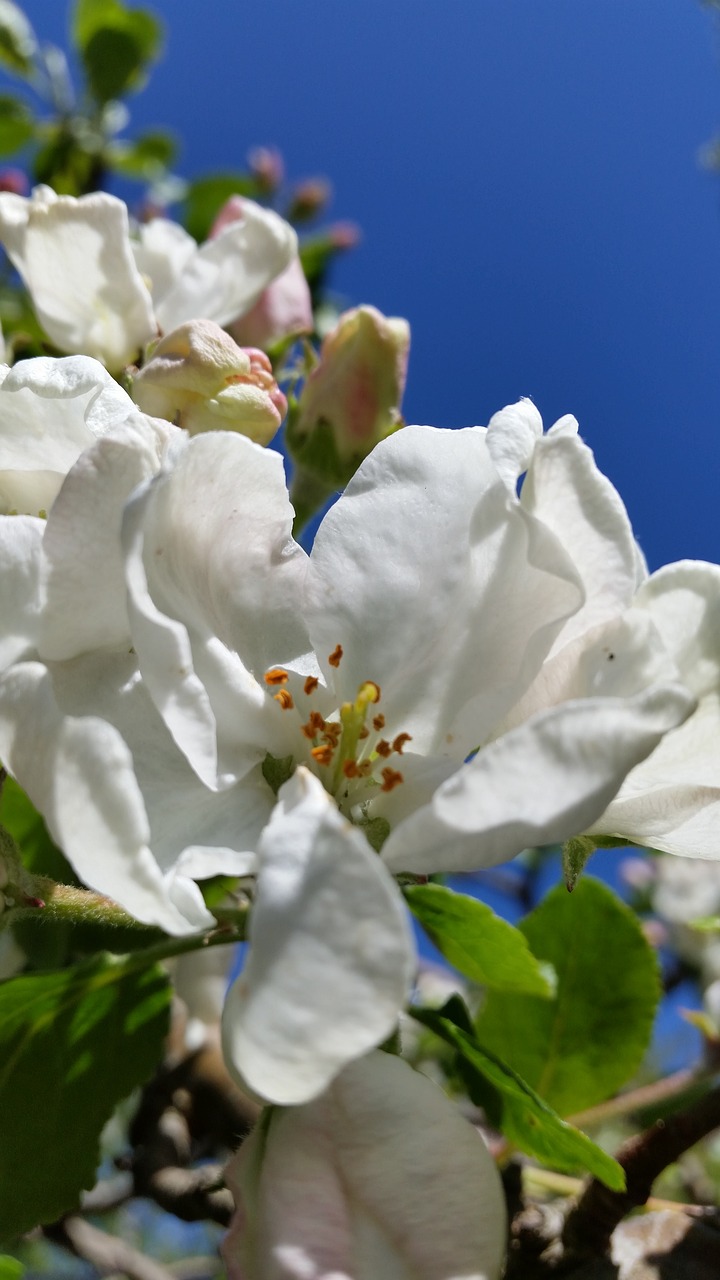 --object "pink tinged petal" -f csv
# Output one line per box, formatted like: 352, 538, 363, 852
229, 255, 313, 349
589, 562, 720, 858
223, 1050, 506, 1280
306, 425, 583, 756
382, 686, 695, 875
0, 188, 155, 369
521, 430, 641, 647
221, 769, 415, 1105
0, 355, 136, 515
0, 662, 211, 934
39, 415, 174, 661
485, 397, 544, 490
0, 516, 45, 667
152, 200, 298, 332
